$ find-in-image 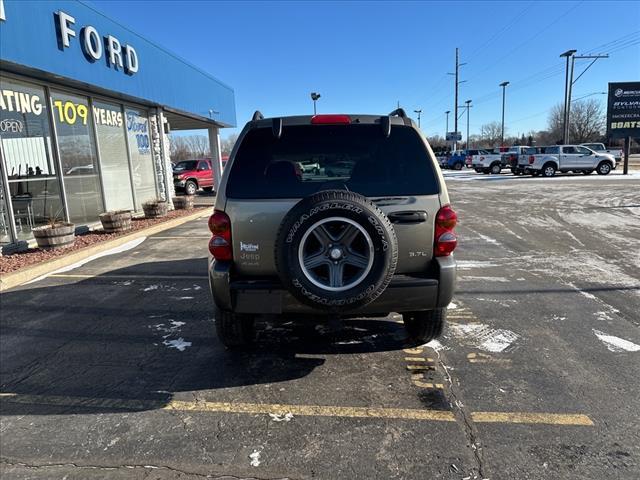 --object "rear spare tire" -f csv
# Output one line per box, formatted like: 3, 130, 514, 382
275, 190, 398, 311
